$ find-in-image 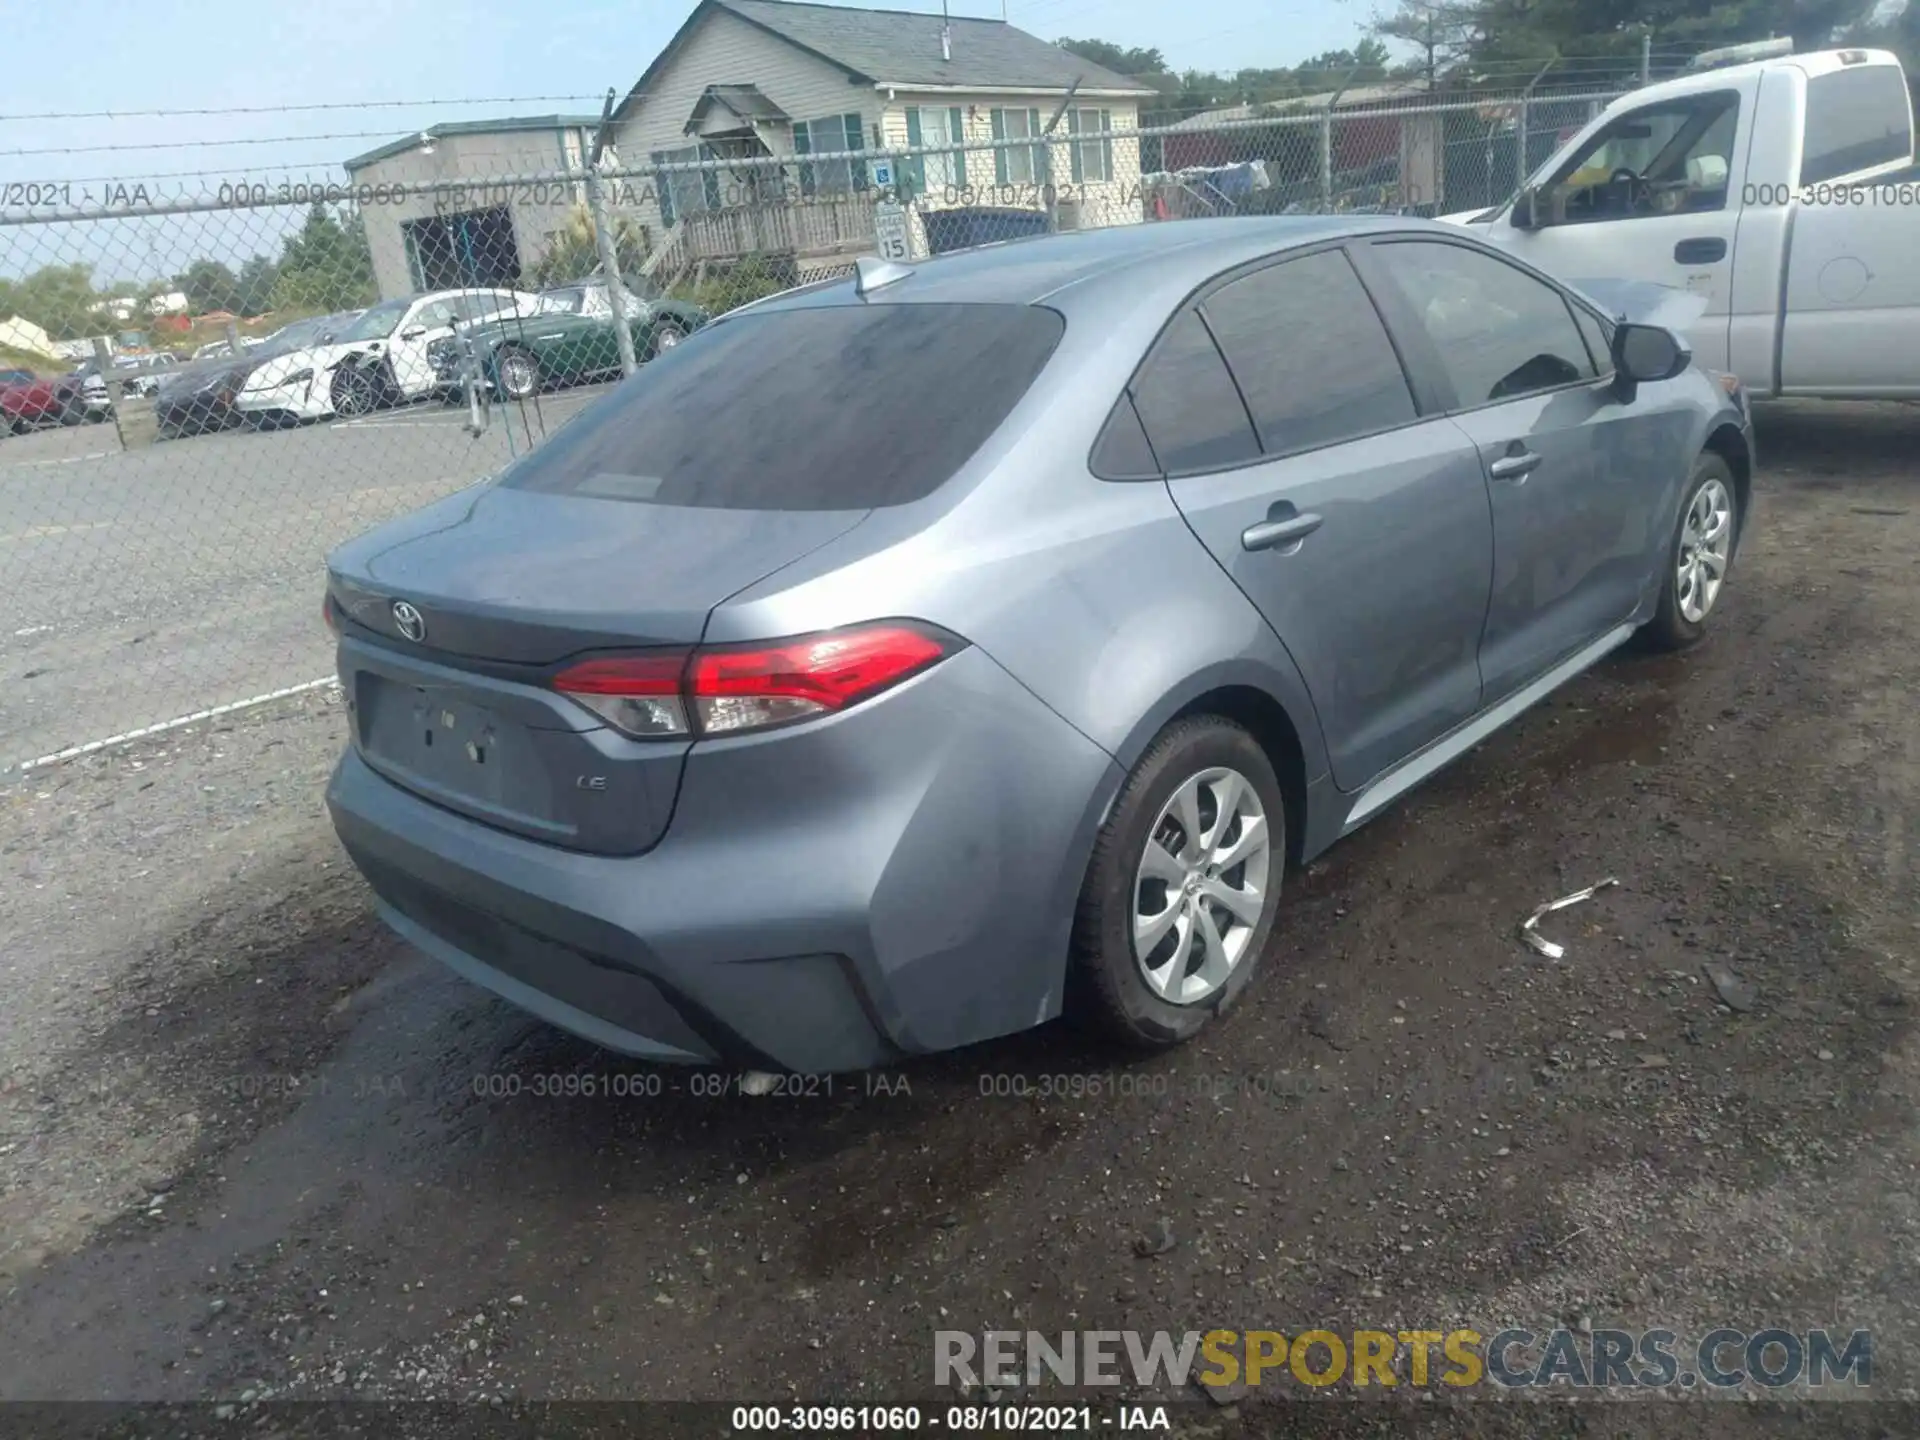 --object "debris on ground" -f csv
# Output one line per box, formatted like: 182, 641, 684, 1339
1519, 877, 1620, 959
1702, 960, 1759, 1013
1132, 1219, 1176, 1257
